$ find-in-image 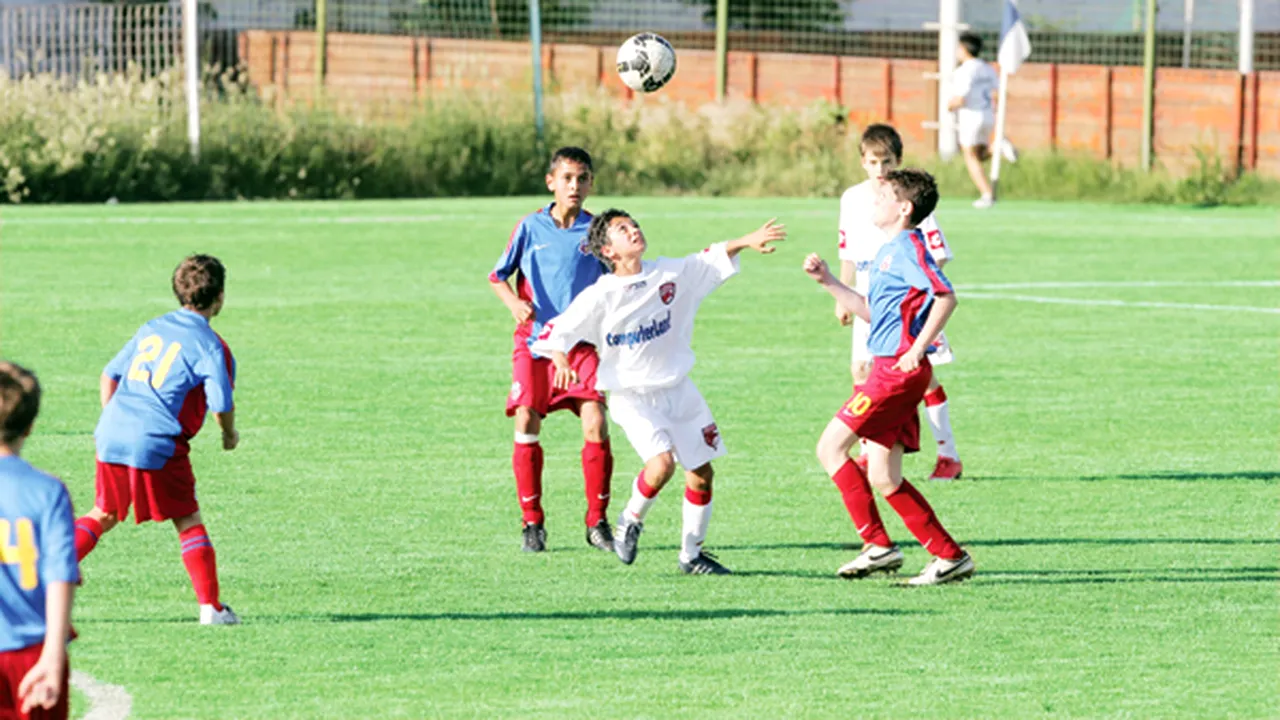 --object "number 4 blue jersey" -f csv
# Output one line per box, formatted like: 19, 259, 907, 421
0, 455, 79, 653
95, 309, 236, 470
